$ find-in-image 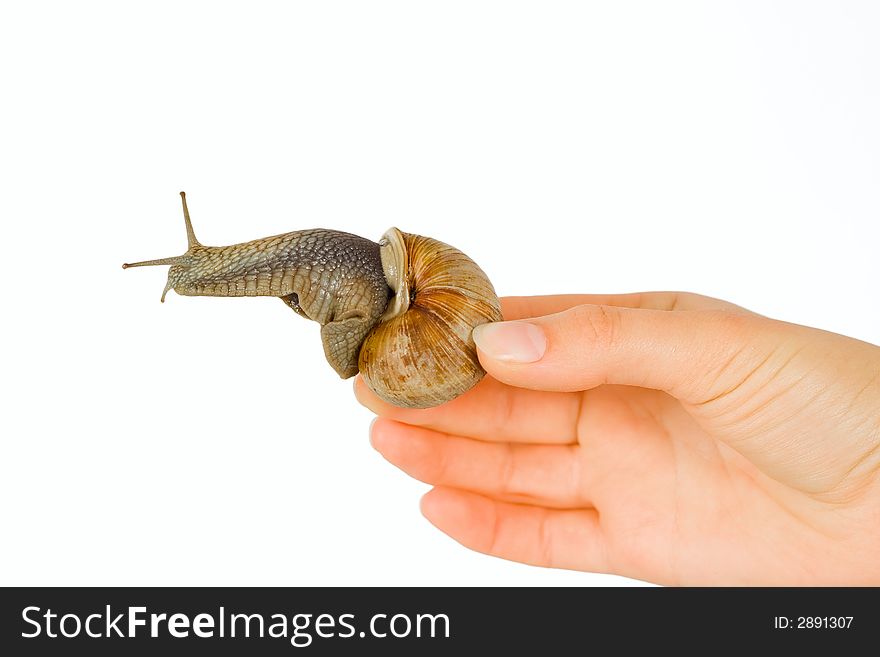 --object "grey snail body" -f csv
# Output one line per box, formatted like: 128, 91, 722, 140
123, 193, 502, 408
